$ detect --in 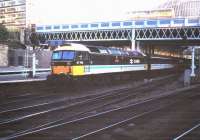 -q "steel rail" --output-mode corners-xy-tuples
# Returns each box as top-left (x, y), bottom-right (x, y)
(173, 123), (200, 140)
(3, 82), (199, 140)
(0, 75), (175, 139)
(0, 74), (174, 125)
